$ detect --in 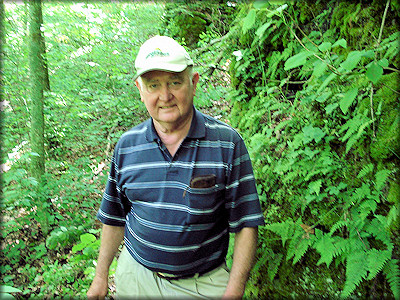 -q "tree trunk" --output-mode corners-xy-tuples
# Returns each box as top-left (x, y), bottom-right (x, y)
(37, 1), (50, 91)
(29, 0), (46, 181)
(29, 0), (52, 235)
(0, 1), (4, 104)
